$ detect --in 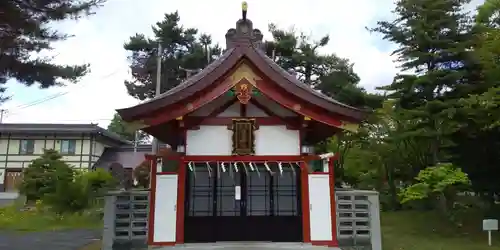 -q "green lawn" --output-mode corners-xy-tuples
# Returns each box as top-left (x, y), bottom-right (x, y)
(0, 205), (102, 232)
(381, 211), (499, 250)
(2, 203), (499, 250)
